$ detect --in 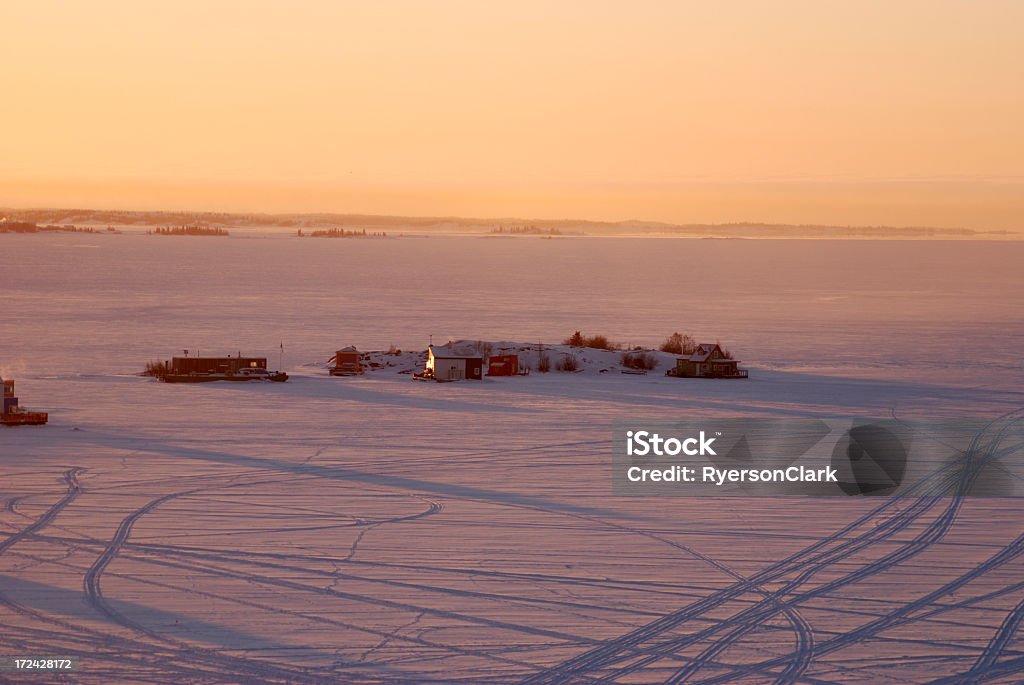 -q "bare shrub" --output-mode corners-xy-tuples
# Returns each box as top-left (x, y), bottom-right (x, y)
(564, 331), (585, 347)
(563, 331), (614, 350)
(621, 351), (657, 370)
(537, 352), (551, 373)
(143, 360), (168, 378)
(556, 354), (579, 372)
(660, 332), (697, 355)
